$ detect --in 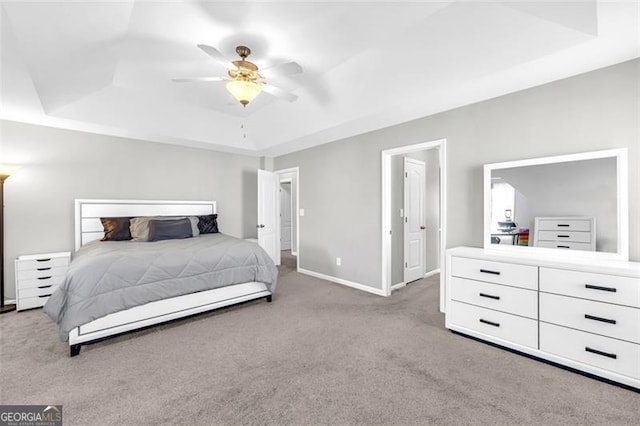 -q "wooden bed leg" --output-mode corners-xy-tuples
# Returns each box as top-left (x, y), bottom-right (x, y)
(70, 344), (81, 357)
(266, 295), (272, 303)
